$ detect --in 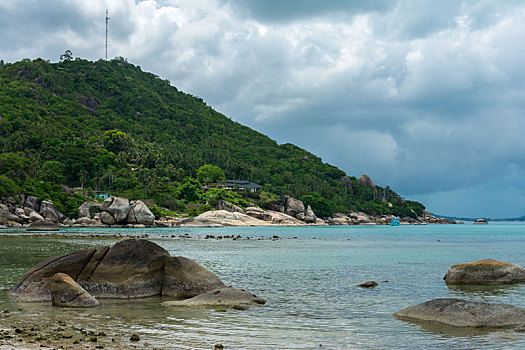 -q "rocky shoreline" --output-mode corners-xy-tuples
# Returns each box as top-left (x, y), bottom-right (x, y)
(1, 194), (456, 230)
